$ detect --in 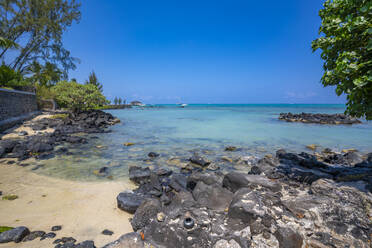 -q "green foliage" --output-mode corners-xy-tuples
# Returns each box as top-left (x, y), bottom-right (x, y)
(0, 64), (31, 88)
(36, 84), (56, 100)
(0, 0), (81, 77)
(118, 97), (122, 105)
(53, 81), (109, 112)
(85, 71), (103, 92)
(0, 226), (13, 233)
(0, 36), (18, 49)
(26, 61), (62, 87)
(312, 0), (372, 120)
(114, 96), (118, 105)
